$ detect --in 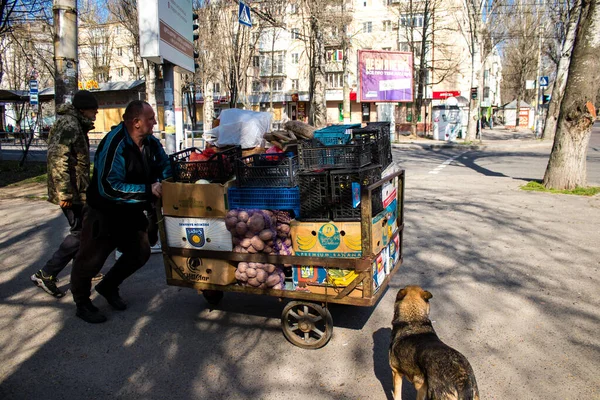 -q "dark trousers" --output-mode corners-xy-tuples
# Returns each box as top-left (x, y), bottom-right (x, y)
(41, 204), (84, 277)
(70, 206), (151, 305)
